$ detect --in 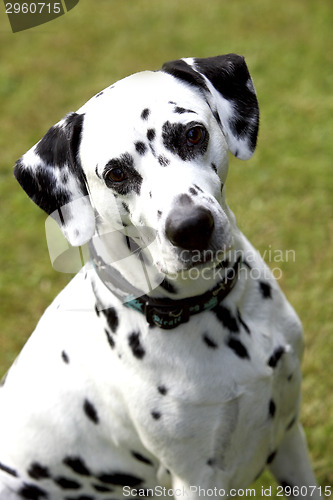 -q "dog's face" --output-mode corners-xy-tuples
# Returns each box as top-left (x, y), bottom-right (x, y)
(14, 54), (259, 276)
